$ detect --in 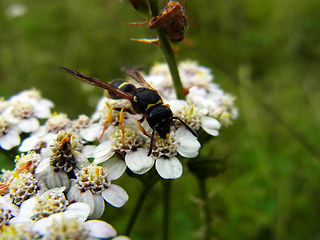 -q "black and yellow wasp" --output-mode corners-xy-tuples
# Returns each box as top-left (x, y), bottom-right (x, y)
(60, 67), (197, 156)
